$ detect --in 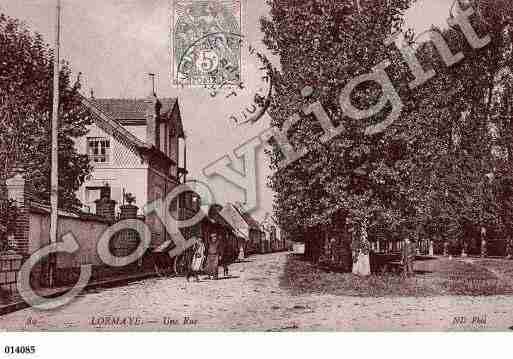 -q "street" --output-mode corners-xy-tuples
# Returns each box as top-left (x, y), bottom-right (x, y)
(2, 252), (513, 331)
